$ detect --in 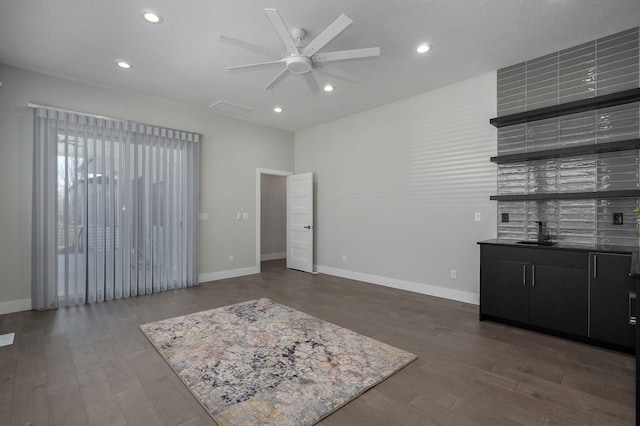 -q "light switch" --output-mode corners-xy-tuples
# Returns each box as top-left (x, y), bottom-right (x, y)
(198, 213), (208, 221)
(475, 212), (481, 222)
(237, 212), (242, 220)
(242, 212), (249, 220)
